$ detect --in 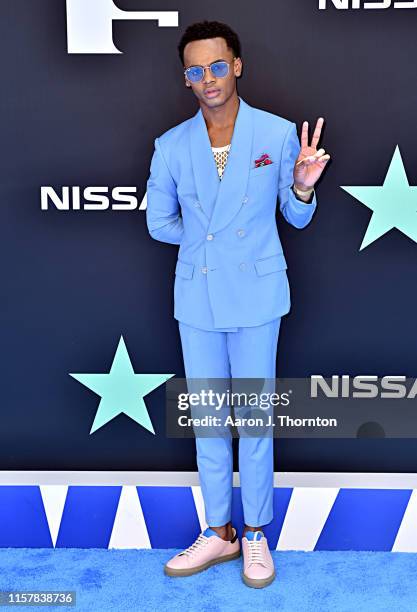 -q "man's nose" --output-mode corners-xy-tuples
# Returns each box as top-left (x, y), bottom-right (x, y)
(202, 66), (215, 84)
